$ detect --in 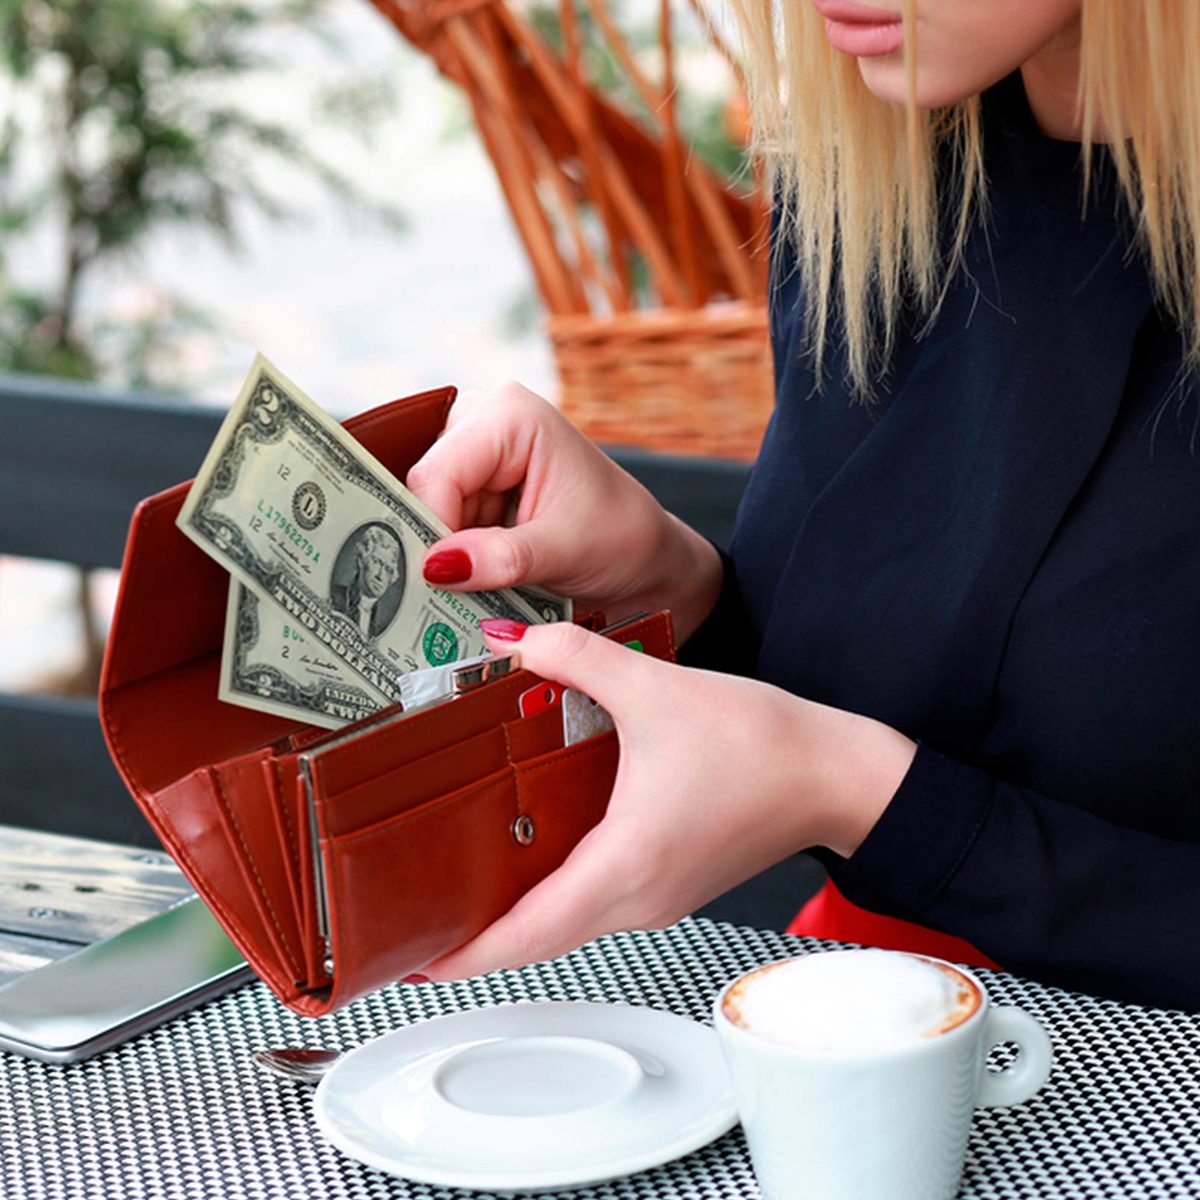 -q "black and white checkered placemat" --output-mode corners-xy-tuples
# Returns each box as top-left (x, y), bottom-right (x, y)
(2, 918), (1198, 1200)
